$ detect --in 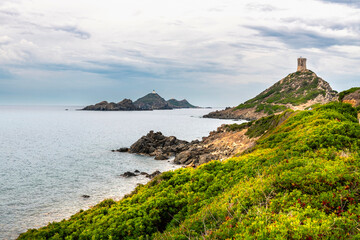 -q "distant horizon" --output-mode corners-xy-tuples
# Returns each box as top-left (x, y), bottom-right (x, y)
(0, 0), (359, 106)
